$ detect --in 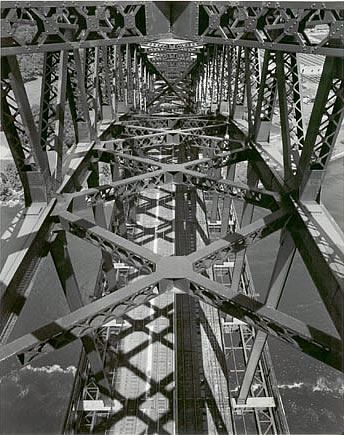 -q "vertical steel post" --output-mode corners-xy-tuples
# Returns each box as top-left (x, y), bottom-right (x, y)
(237, 231), (295, 404)
(253, 50), (277, 142)
(50, 231), (112, 398)
(230, 164), (258, 293)
(298, 57), (344, 200)
(6, 55), (52, 200)
(54, 50), (68, 185)
(276, 52), (304, 182)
